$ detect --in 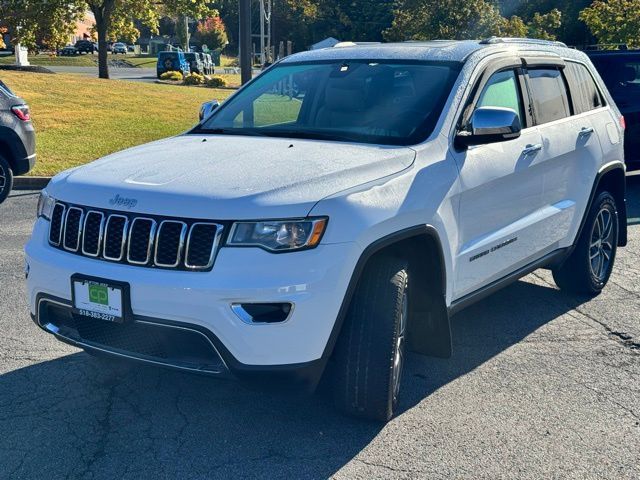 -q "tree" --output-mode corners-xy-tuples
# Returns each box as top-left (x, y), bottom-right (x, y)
(194, 17), (228, 51)
(85, 0), (214, 79)
(0, 0), (84, 51)
(385, 0), (561, 42)
(580, 0), (640, 47)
